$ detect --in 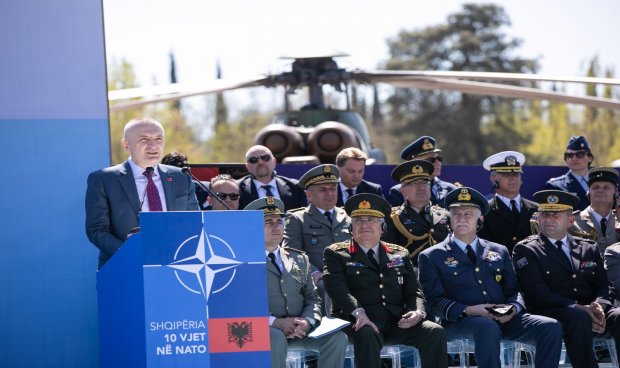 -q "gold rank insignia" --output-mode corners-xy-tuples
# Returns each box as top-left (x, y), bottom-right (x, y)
(266, 196), (275, 205)
(324, 165), (331, 173)
(506, 156), (517, 166)
(411, 165), (423, 174)
(457, 188), (471, 201)
(444, 257), (458, 267)
(422, 138), (433, 150)
(359, 200), (371, 209)
(495, 274), (502, 282)
(547, 195), (559, 204)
